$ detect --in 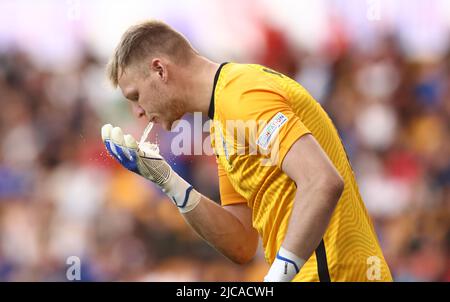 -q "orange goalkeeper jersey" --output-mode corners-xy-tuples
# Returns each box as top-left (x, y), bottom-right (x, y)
(208, 63), (392, 282)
